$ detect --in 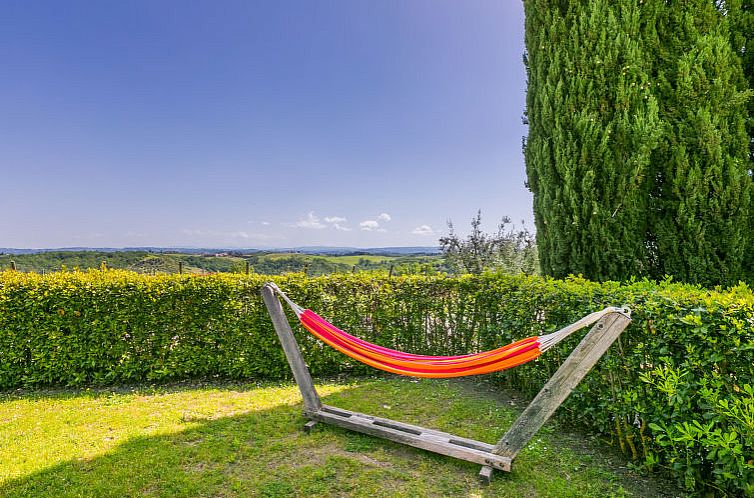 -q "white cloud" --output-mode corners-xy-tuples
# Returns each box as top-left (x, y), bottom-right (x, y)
(293, 212), (354, 231)
(293, 211), (326, 229)
(229, 231), (250, 239)
(324, 215), (351, 231)
(261, 221), (270, 226)
(360, 220), (380, 231)
(358, 213), (391, 231)
(411, 225), (434, 236)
